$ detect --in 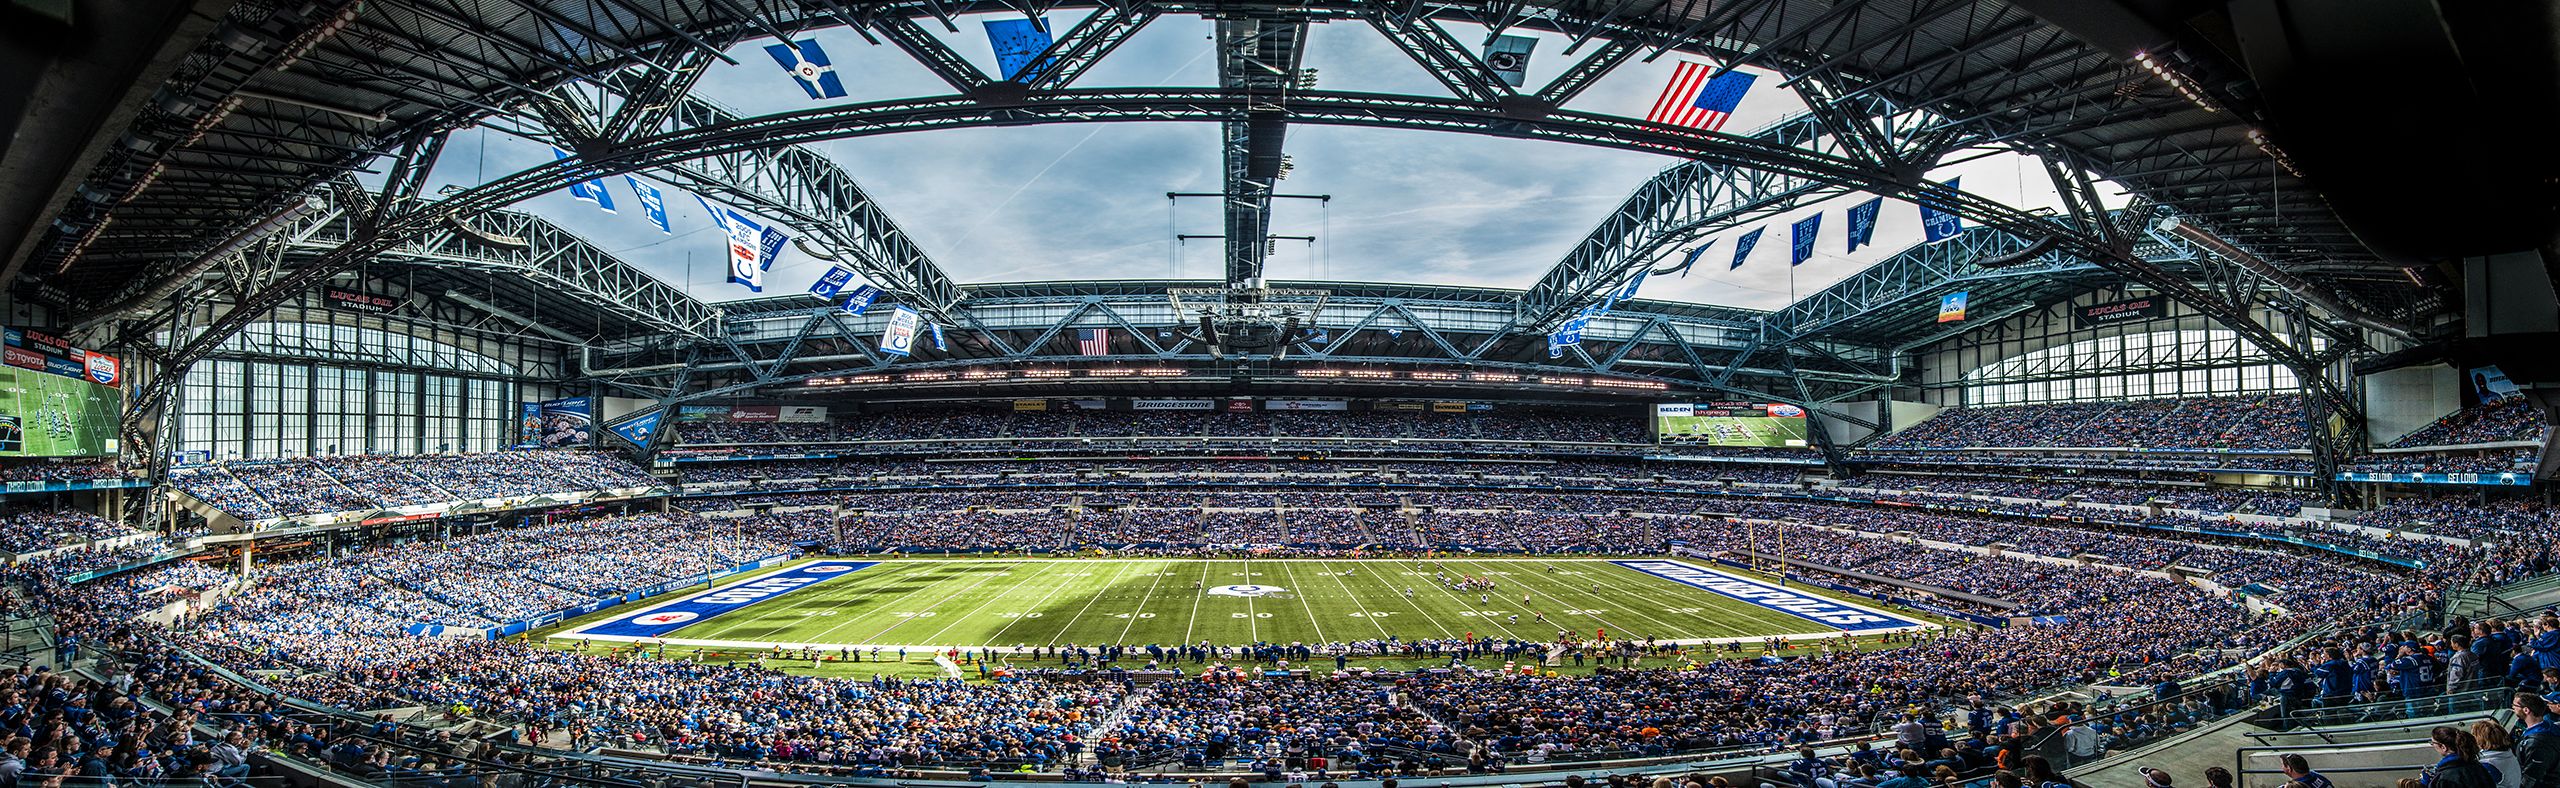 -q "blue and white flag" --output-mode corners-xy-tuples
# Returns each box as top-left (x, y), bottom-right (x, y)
(696, 193), (732, 232)
(1790, 213), (1821, 266)
(722, 211), (764, 292)
(1845, 196), (1883, 252)
(1618, 268), (1649, 302)
(983, 17), (1055, 81)
(764, 39), (848, 99)
(809, 266), (855, 300)
(1387, 327), (1404, 339)
(551, 148), (615, 213)
(880, 306), (921, 357)
(1730, 226), (1763, 270)
(755, 225), (789, 271)
(929, 321), (947, 352)
(1309, 328), (1330, 344)
(1919, 177), (1962, 244)
(841, 284), (883, 315)
(624, 176), (669, 233)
